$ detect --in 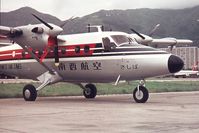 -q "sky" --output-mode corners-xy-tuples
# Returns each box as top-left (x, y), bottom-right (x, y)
(1, 0), (199, 20)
